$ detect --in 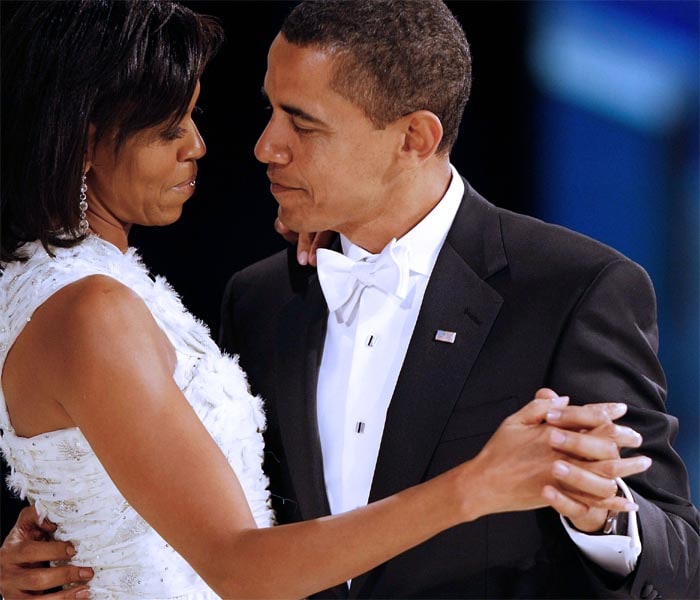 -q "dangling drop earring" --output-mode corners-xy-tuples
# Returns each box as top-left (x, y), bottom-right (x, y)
(78, 173), (89, 235)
